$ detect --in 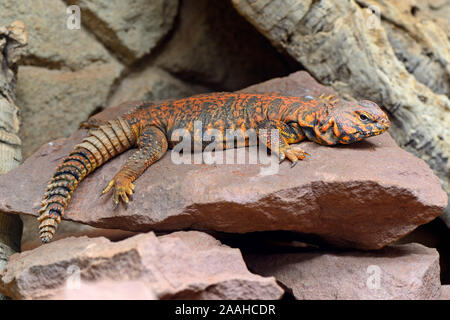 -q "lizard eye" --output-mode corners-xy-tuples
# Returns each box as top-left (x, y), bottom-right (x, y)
(359, 114), (369, 122)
